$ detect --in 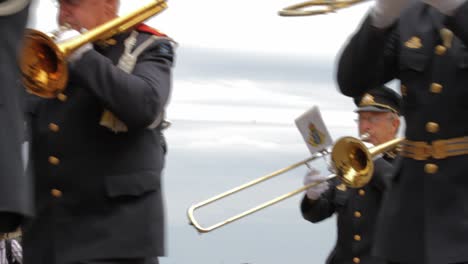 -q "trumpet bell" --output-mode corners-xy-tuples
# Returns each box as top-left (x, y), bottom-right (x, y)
(21, 29), (68, 98)
(331, 136), (373, 188)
